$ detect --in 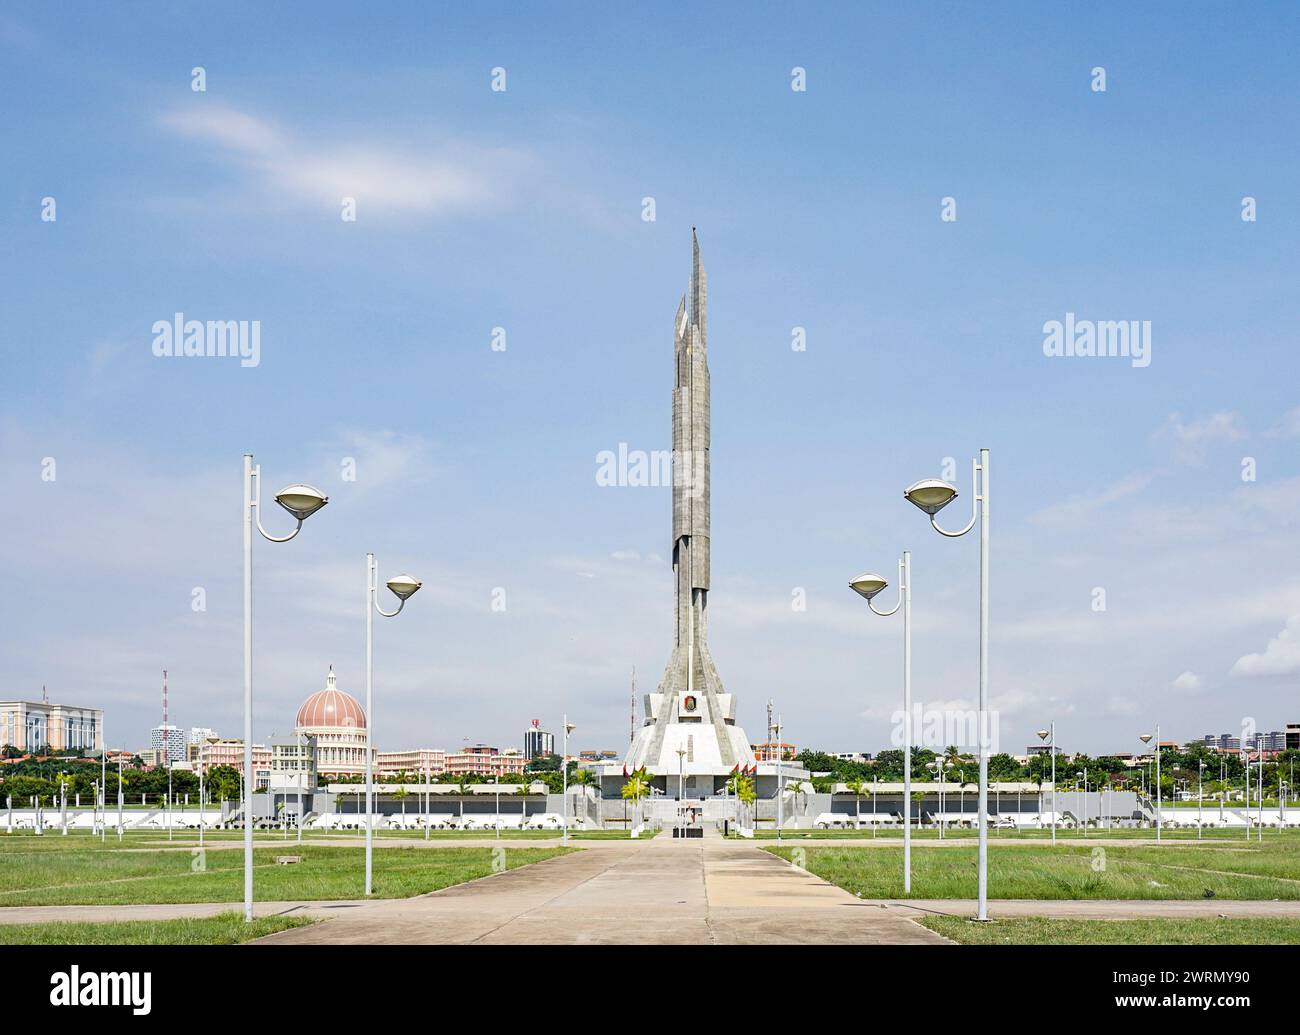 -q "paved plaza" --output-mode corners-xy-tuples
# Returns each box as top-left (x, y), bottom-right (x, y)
(254, 832), (949, 944)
